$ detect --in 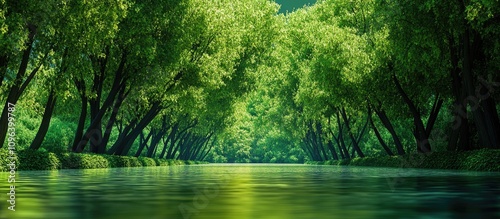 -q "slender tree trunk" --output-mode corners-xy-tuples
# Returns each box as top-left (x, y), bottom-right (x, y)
(72, 79), (88, 152)
(0, 24), (37, 148)
(166, 119), (197, 159)
(340, 107), (365, 158)
(106, 118), (136, 154)
(200, 138), (216, 161)
(148, 116), (169, 158)
(374, 107), (405, 155)
(134, 130), (152, 157)
(425, 95), (443, 136)
(113, 102), (162, 156)
(0, 55), (8, 89)
(369, 110), (394, 156)
(147, 129), (164, 158)
(28, 48), (66, 151)
(354, 112), (370, 147)
(327, 140), (339, 160)
(302, 140), (316, 161)
(315, 121), (329, 160)
(326, 118), (339, 160)
(305, 127), (322, 161)
(88, 95), (102, 153)
(100, 84), (129, 153)
(29, 90), (57, 150)
(161, 123), (178, 159)
(335, 112), (350, 159)
(331, 133), (345, 159)
(167, 131), (184, 159)
(75, 52), (127, 152)
(192, 132), (213, 160)
(176, 132), (192, 160)
(392, 74), (430, 153)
